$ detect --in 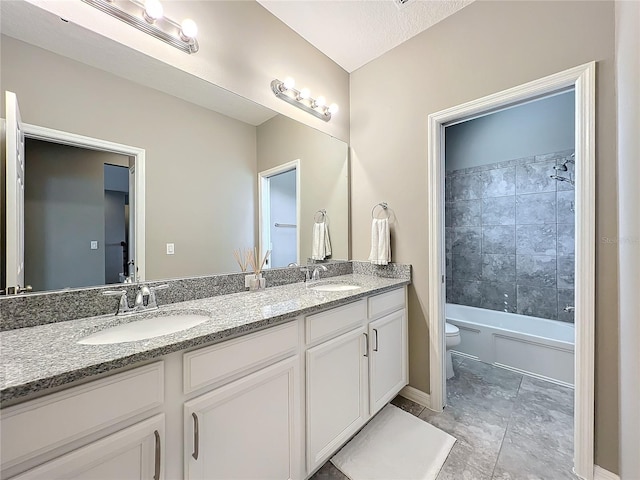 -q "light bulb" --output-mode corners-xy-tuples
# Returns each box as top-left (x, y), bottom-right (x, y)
(328, 103), (339, 115)
(299, 88), (310, 100)
(180, 19), (198, 39)
(283, 77), (295, 90)
(143, 0), (163, 22)
(315, 96), (326, 108)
